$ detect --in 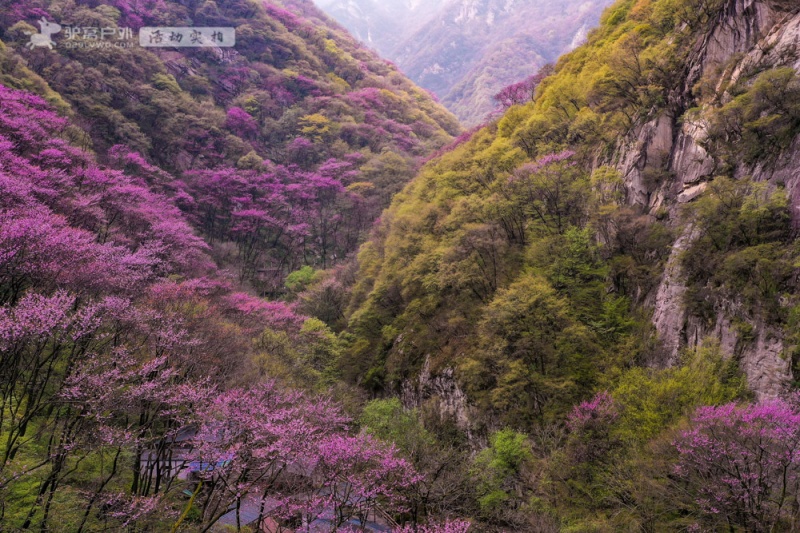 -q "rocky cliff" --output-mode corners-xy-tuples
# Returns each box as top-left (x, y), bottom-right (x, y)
(621, 0), (800, 398)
